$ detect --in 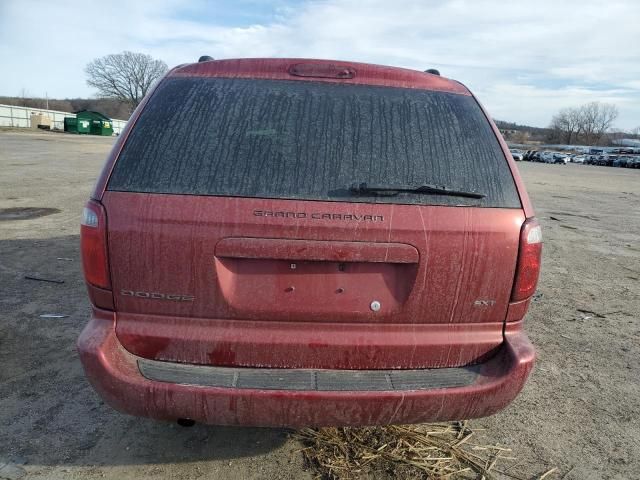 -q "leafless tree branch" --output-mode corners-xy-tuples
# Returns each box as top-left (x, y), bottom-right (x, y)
(85, 51), (168, 111)
(548, 102), (619, 145)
